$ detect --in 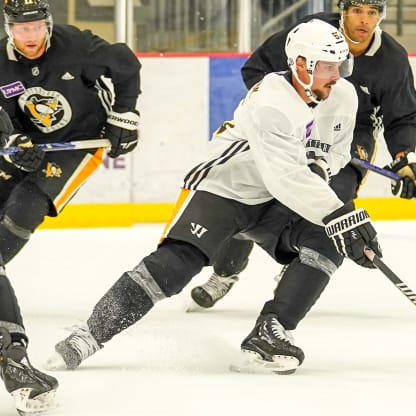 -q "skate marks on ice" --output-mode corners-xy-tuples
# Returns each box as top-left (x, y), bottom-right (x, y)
(0, 222), (414, 415)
